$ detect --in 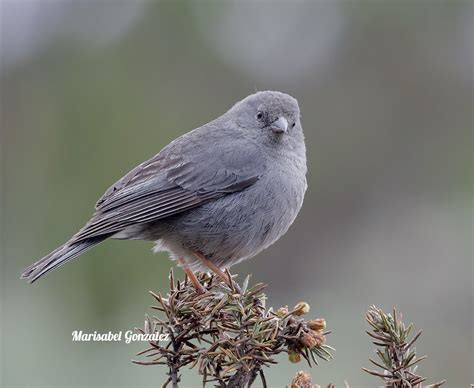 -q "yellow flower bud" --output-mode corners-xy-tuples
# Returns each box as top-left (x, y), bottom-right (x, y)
(276, 306), (289, 317)
(307, 318), (326, 332)
(288, 350), (301, 363)
(293, 301), (310, 316)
